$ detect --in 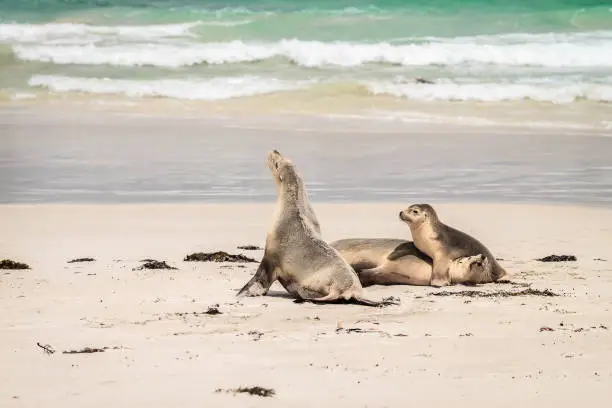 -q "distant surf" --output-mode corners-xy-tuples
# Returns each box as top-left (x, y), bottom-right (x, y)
(1, 0), (611, 127)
